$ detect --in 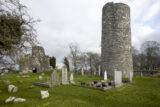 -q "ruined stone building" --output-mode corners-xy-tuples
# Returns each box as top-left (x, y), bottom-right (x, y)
(20, 46), (52, 73)
(101, 2), (133, 77)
